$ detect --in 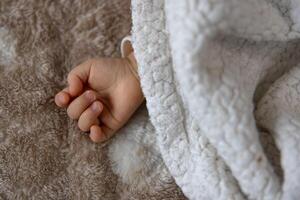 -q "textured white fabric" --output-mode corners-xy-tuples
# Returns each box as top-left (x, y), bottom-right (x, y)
(126, 0), (300, 199)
